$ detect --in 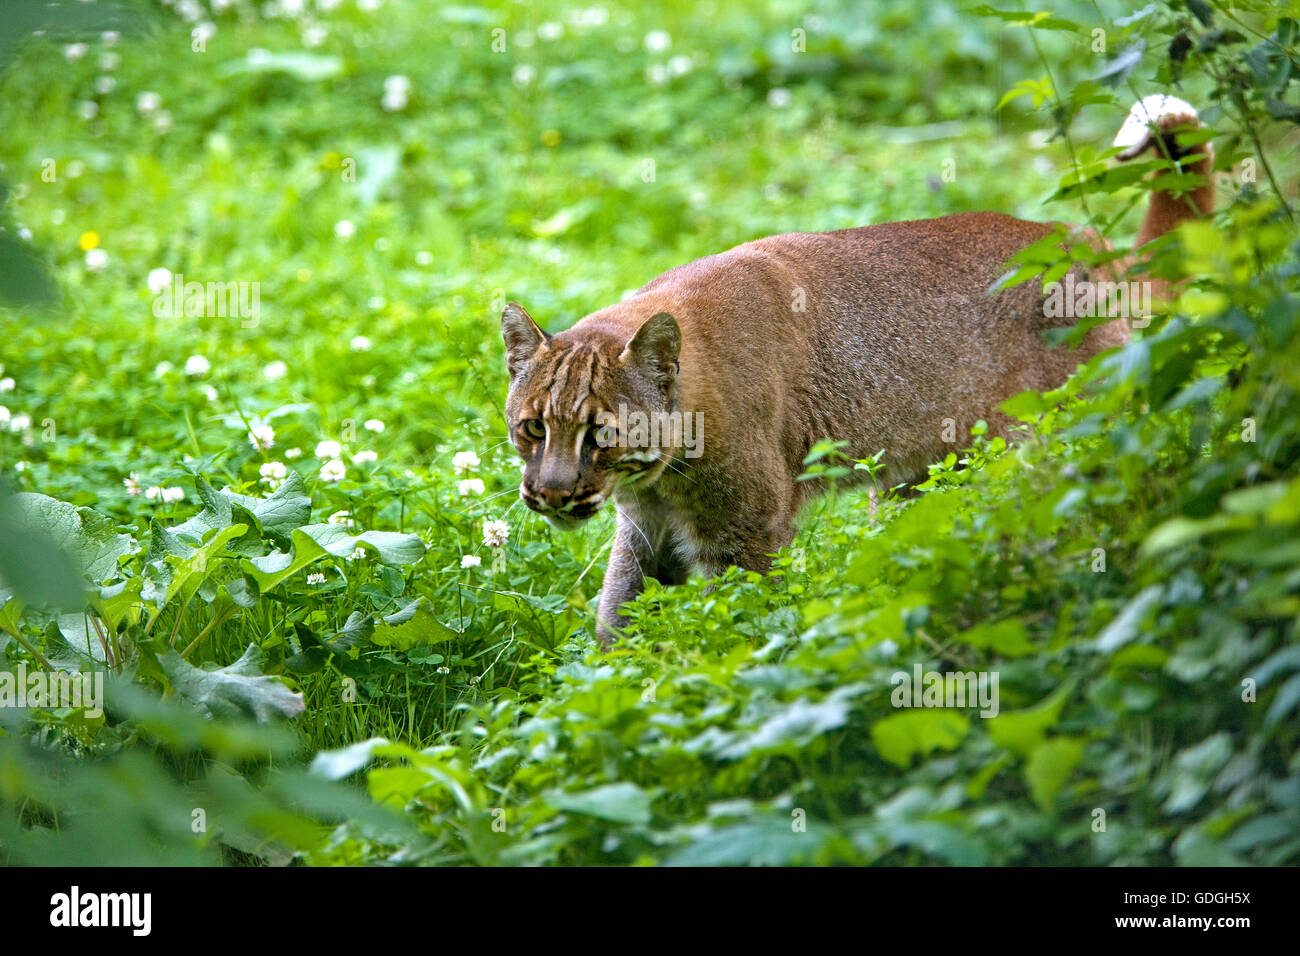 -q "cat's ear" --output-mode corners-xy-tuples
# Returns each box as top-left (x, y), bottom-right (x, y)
(501, 302), (549, 378)
(620, 312), (680, 387)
